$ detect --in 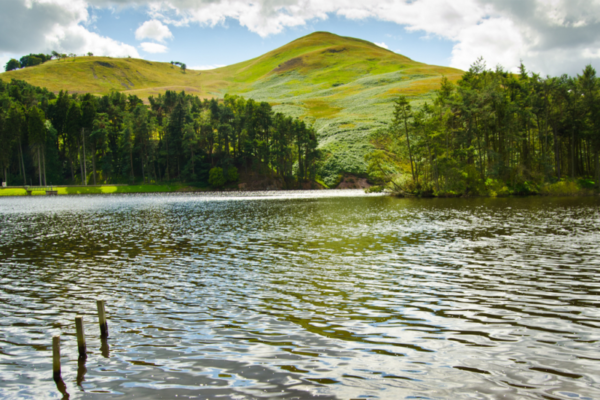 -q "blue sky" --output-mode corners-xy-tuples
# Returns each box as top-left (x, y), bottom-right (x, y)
(90, 8), (455, 70)
(1, 1), (598, 76)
